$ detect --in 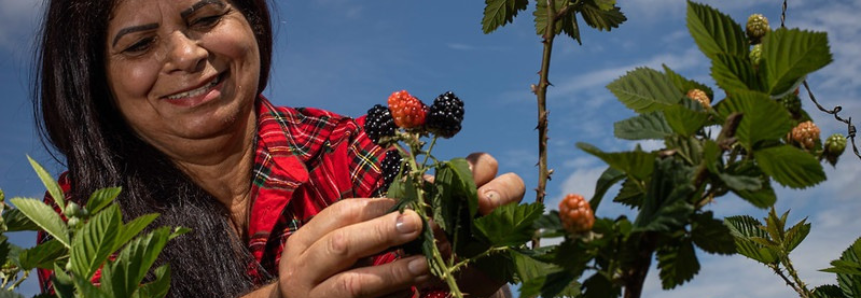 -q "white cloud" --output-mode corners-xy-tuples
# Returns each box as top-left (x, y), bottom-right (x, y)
(0, 0), (42, 52)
